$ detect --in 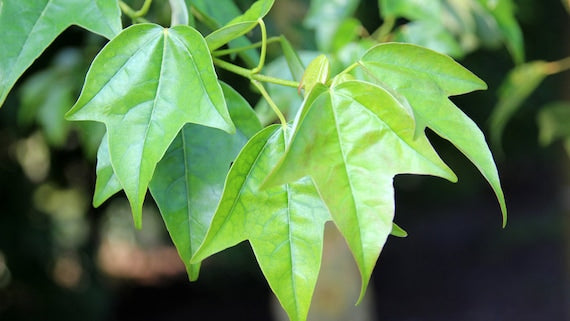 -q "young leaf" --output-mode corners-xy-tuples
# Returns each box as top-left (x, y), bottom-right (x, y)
(0, 0), (122, 106)
(205, 0), (275, 51)
(358, 43), (507, 226)
(192, 125), (331, 321)
(149, 83), (261, 280)
(299, 55), (330, 95)
(189, 0), (260, 66)
(66, 24), (235, 228)
(265, 81), (457, 303)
